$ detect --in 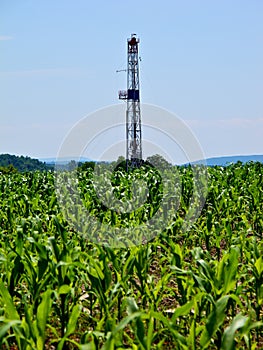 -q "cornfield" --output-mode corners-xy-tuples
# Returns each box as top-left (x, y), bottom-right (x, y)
(0, 162), (262, 349)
